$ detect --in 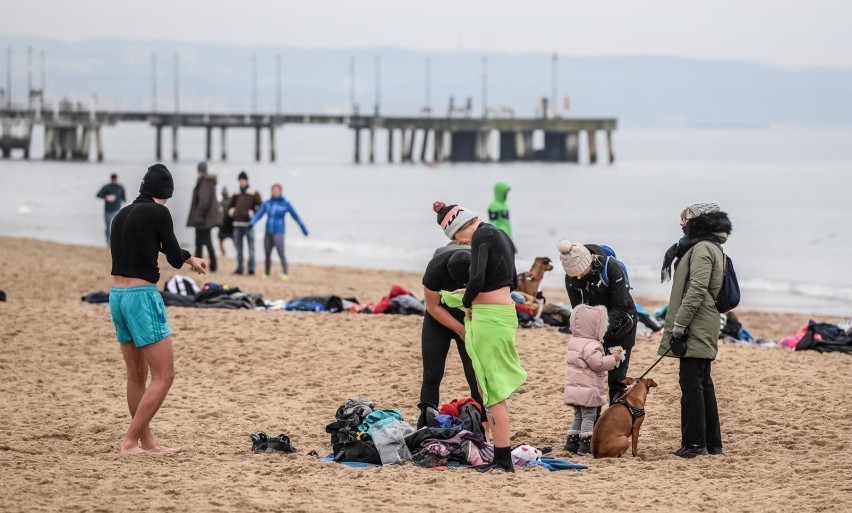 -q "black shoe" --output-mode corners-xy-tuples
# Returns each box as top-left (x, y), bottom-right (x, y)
(247, 270), (255, 276)
(233, 270), (244, 275)
(267, 434), (296, 453)
(475, 462), (514, 473)
(250, 432), (268, 453)
(672, 446), (709, 458)
(708, 446), (724, 455)
(577, 436), (591, 456)
(564, 434), (580, 454)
